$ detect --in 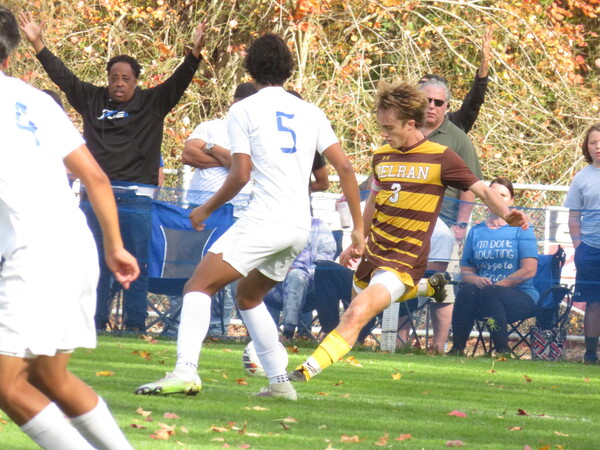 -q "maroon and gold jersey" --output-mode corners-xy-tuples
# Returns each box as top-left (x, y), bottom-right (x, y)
(354, 138), (479, 289)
